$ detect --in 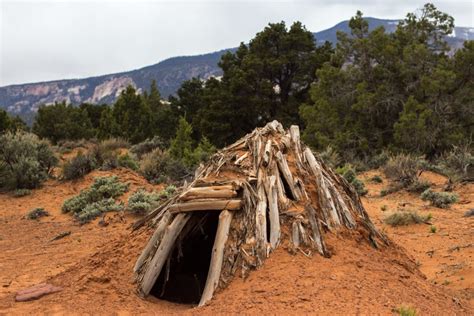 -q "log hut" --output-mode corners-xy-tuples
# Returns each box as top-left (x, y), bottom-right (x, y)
(133, 120), (388, 306)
